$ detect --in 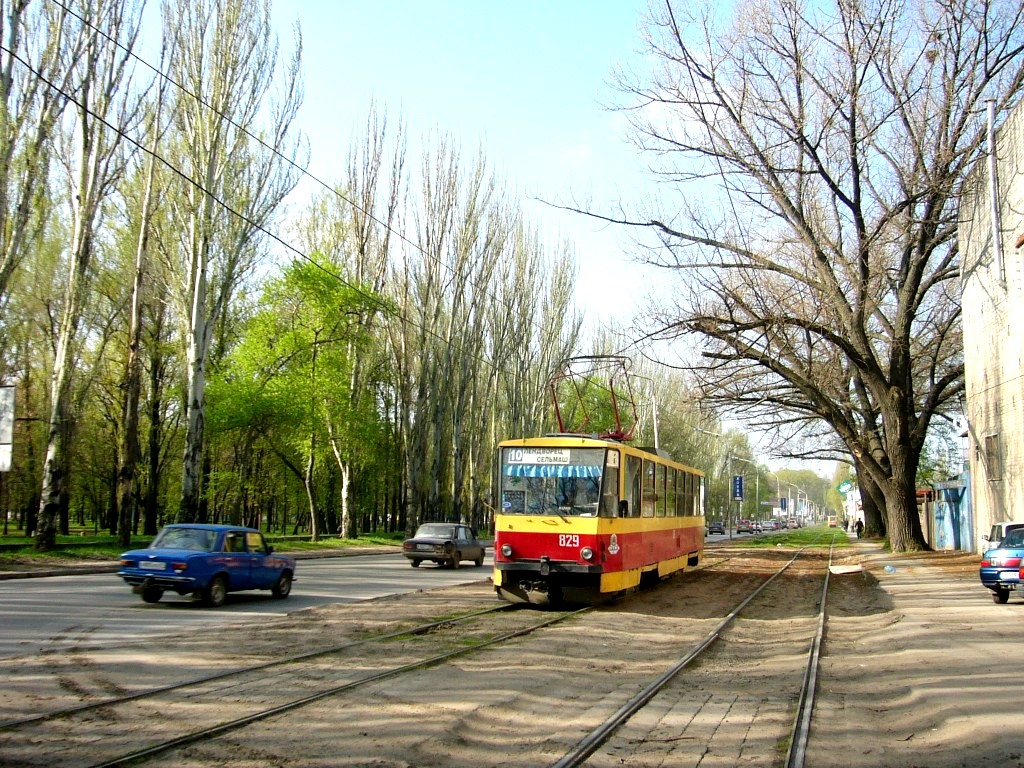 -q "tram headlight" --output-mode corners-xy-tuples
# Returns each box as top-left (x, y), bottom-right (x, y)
(580, 546), (594, 561)
(500, 543), (513, 557)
